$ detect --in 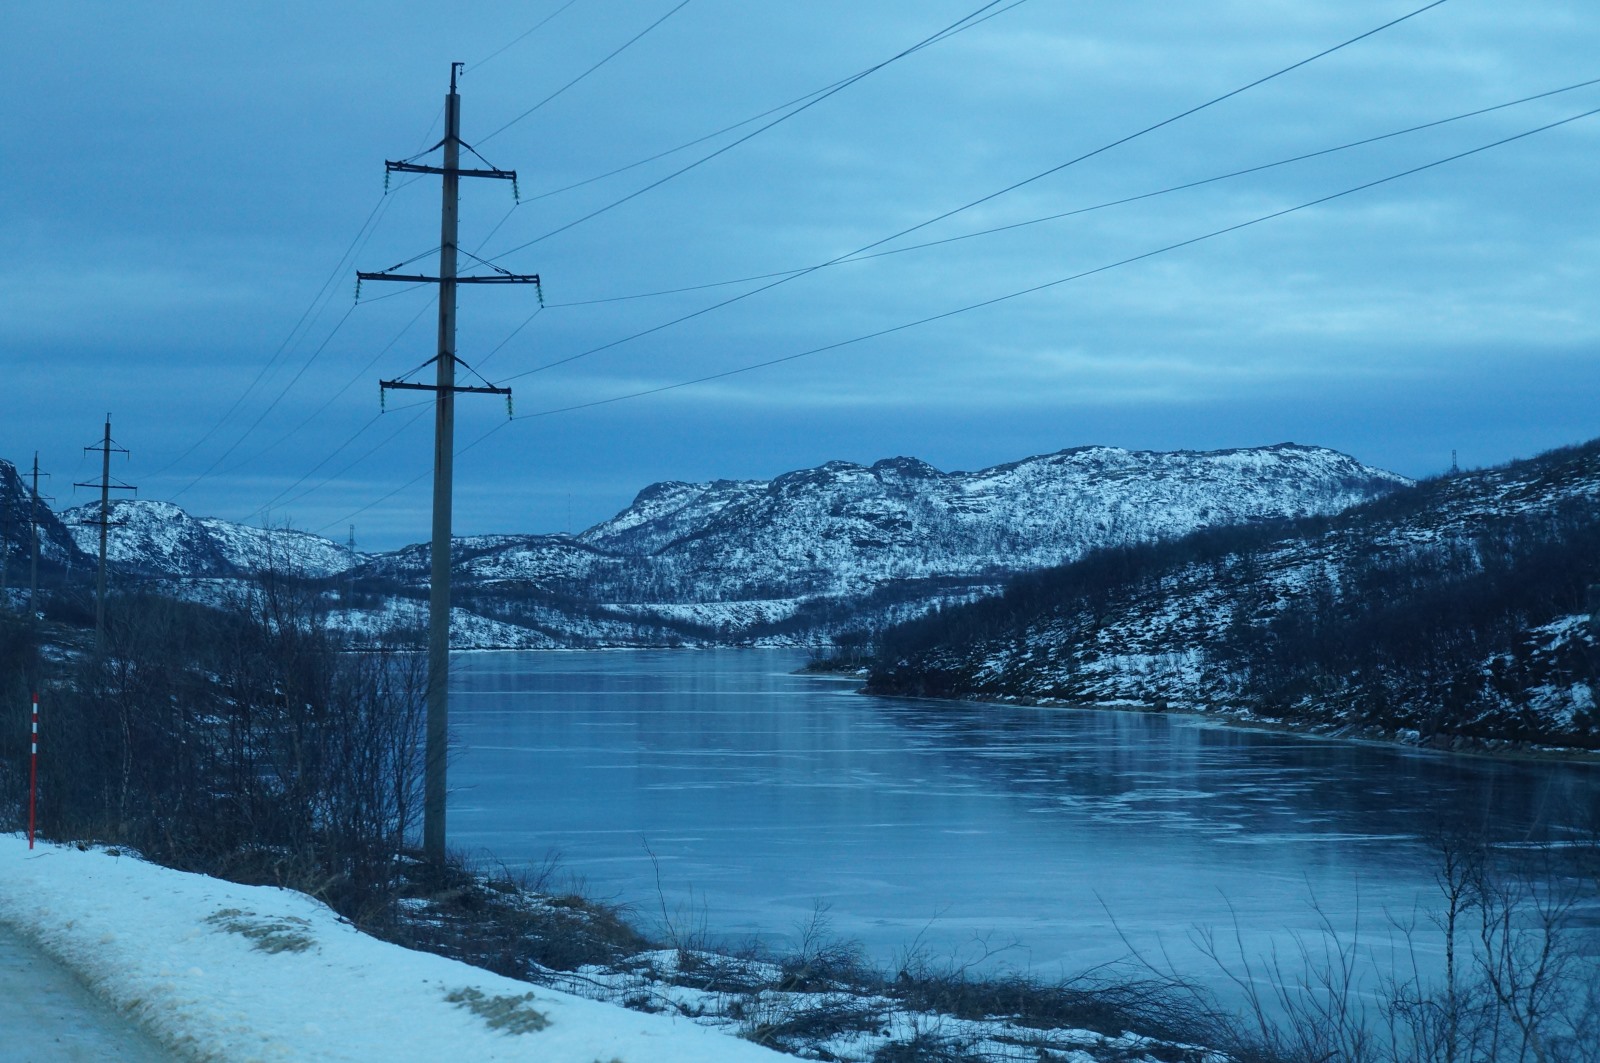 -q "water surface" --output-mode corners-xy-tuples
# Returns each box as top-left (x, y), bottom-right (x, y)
(449, 649), (1599, 981)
